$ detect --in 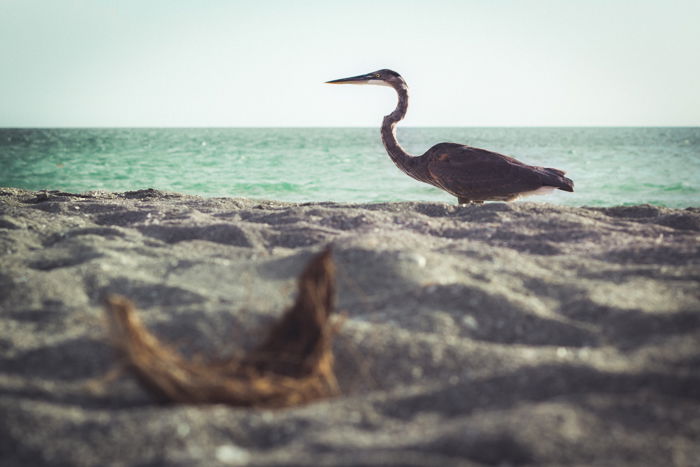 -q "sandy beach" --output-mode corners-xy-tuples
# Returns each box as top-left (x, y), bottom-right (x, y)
(1, 187), (699, 466)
